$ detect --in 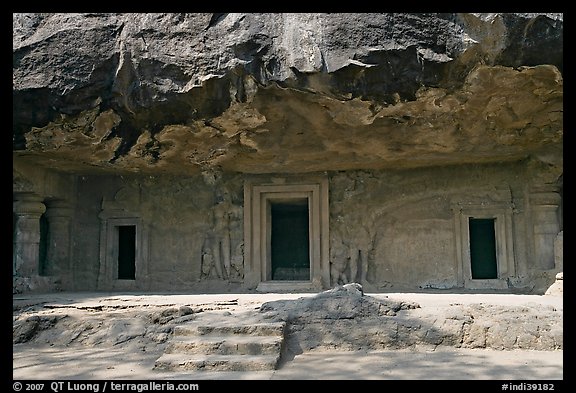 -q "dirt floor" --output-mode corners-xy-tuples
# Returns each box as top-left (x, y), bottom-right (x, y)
(13, 290), (563, 381)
